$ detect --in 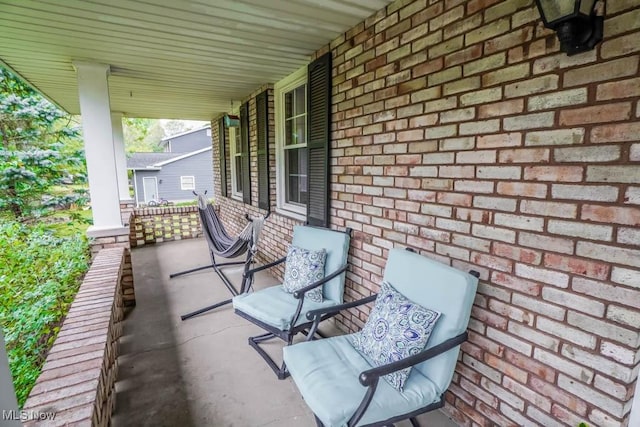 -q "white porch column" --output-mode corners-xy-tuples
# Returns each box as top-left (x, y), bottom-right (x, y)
(630, 379), (640, 427)
(74, 62), (124, 235)
(0, 330), (20, 426)
(111, 112), (130, 200)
